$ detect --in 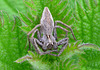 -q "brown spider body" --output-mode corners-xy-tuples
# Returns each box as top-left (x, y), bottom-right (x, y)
(40, 7), (57, 51)
(27, 7), (76, 56)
